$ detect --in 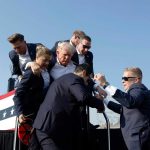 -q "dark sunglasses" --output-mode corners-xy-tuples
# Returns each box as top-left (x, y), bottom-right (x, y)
(82, 44), (91, 49)
(122, 77), (137, 81)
